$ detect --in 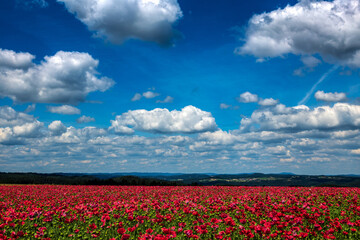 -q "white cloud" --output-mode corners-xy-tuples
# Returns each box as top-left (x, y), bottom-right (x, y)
(241, 103), (360, 132)
(0, 106), (43, 144)
(13, 122), (43, 137)
(237, 0), (360, 67)
(0, 106), (38, 127)
(258, 98), (278, 106)
(53, 126), (107, 144)
(157, 96), (174, 103)
(77, 115), (95, 123)
(0, 48), (35, 69)
(131, 93), (142, 102)
(58, 0), (183, 46)
(242, 130), (292, 143)
(331, 130), (359, 139)
(315, 90), (347, 102)
(280, 157), (294, 163)
(299, 65), (339, 105)
(110, 105), (217, 134)
(1, 109), (360, 174)
(132, 91), (161, 101)
(142, 91), (160, 99)
(0, 128), (15, 144)
(351, 148), (360, 155)
(0, 49), (114, 104)
(48, 121), (67, 136)
(237, 92), (258, 103)
(198, 130), (239, 145)
(48, 105), (81, 115)
(2, 104), (360, 174)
